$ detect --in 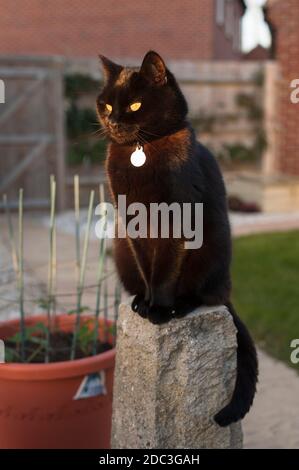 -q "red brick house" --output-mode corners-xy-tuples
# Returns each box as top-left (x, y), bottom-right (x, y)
(268, 0), (299, 176)
(0, 0), (245, 60)
(243, 45), (271, 61)
(227, 0), (299, 212)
